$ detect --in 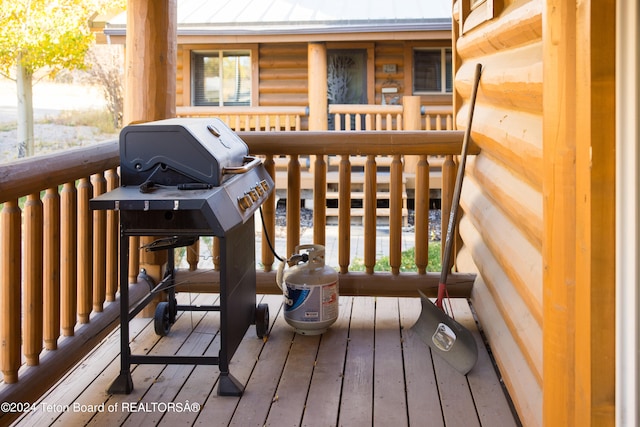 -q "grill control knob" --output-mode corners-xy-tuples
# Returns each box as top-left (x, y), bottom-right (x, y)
(260, 180), (270, 192)
(248, 189), (259, 202)
(254, 182), (264, 196)
(237, 194), (253, 211)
